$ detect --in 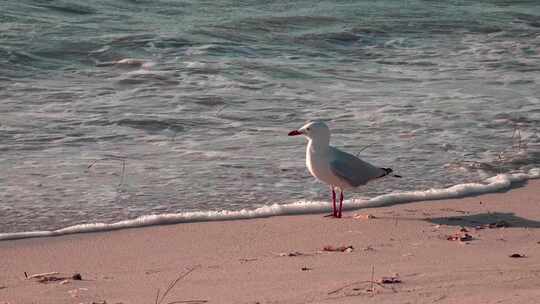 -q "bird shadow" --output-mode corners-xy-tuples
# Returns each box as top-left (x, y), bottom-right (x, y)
(426, 212), (540, 229)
